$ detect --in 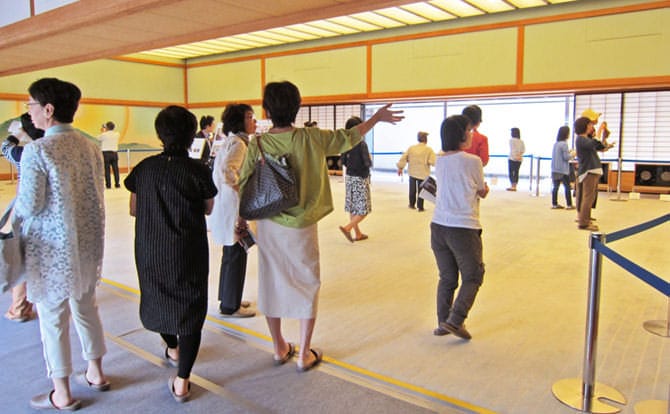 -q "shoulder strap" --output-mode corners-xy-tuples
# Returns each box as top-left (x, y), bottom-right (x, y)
(254, 135), (267, 165)
(0, 198), (16, 229)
